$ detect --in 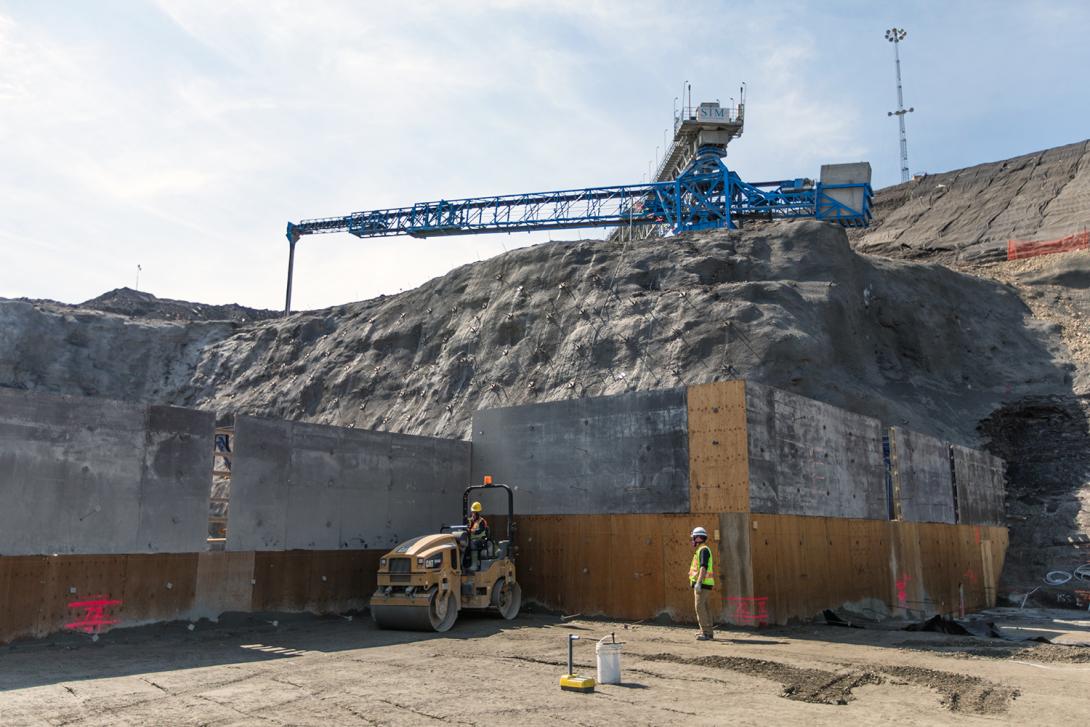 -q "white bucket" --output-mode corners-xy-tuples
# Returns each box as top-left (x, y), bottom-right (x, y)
(595, 635), (623, 685)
